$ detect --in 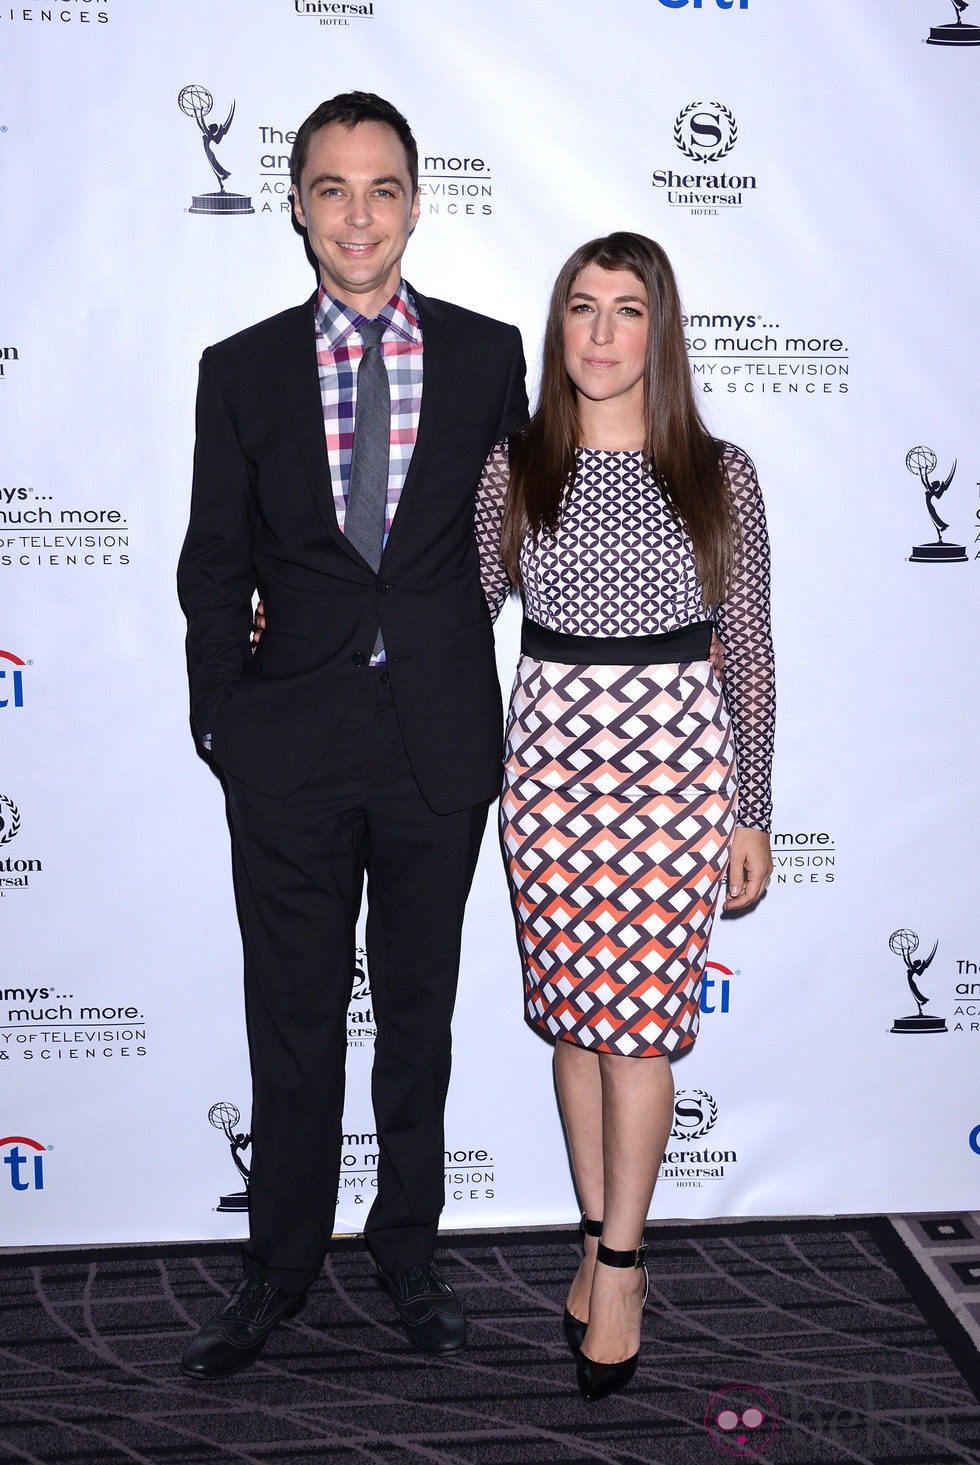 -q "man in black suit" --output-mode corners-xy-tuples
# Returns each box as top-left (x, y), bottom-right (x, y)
(177, 92), (526, 1379)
